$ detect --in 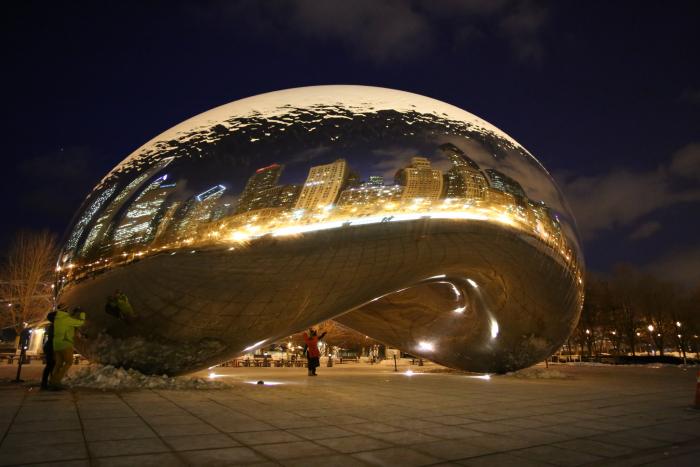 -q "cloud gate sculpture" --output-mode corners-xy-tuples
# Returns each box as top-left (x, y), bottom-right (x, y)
(57, 85), (584, 375)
